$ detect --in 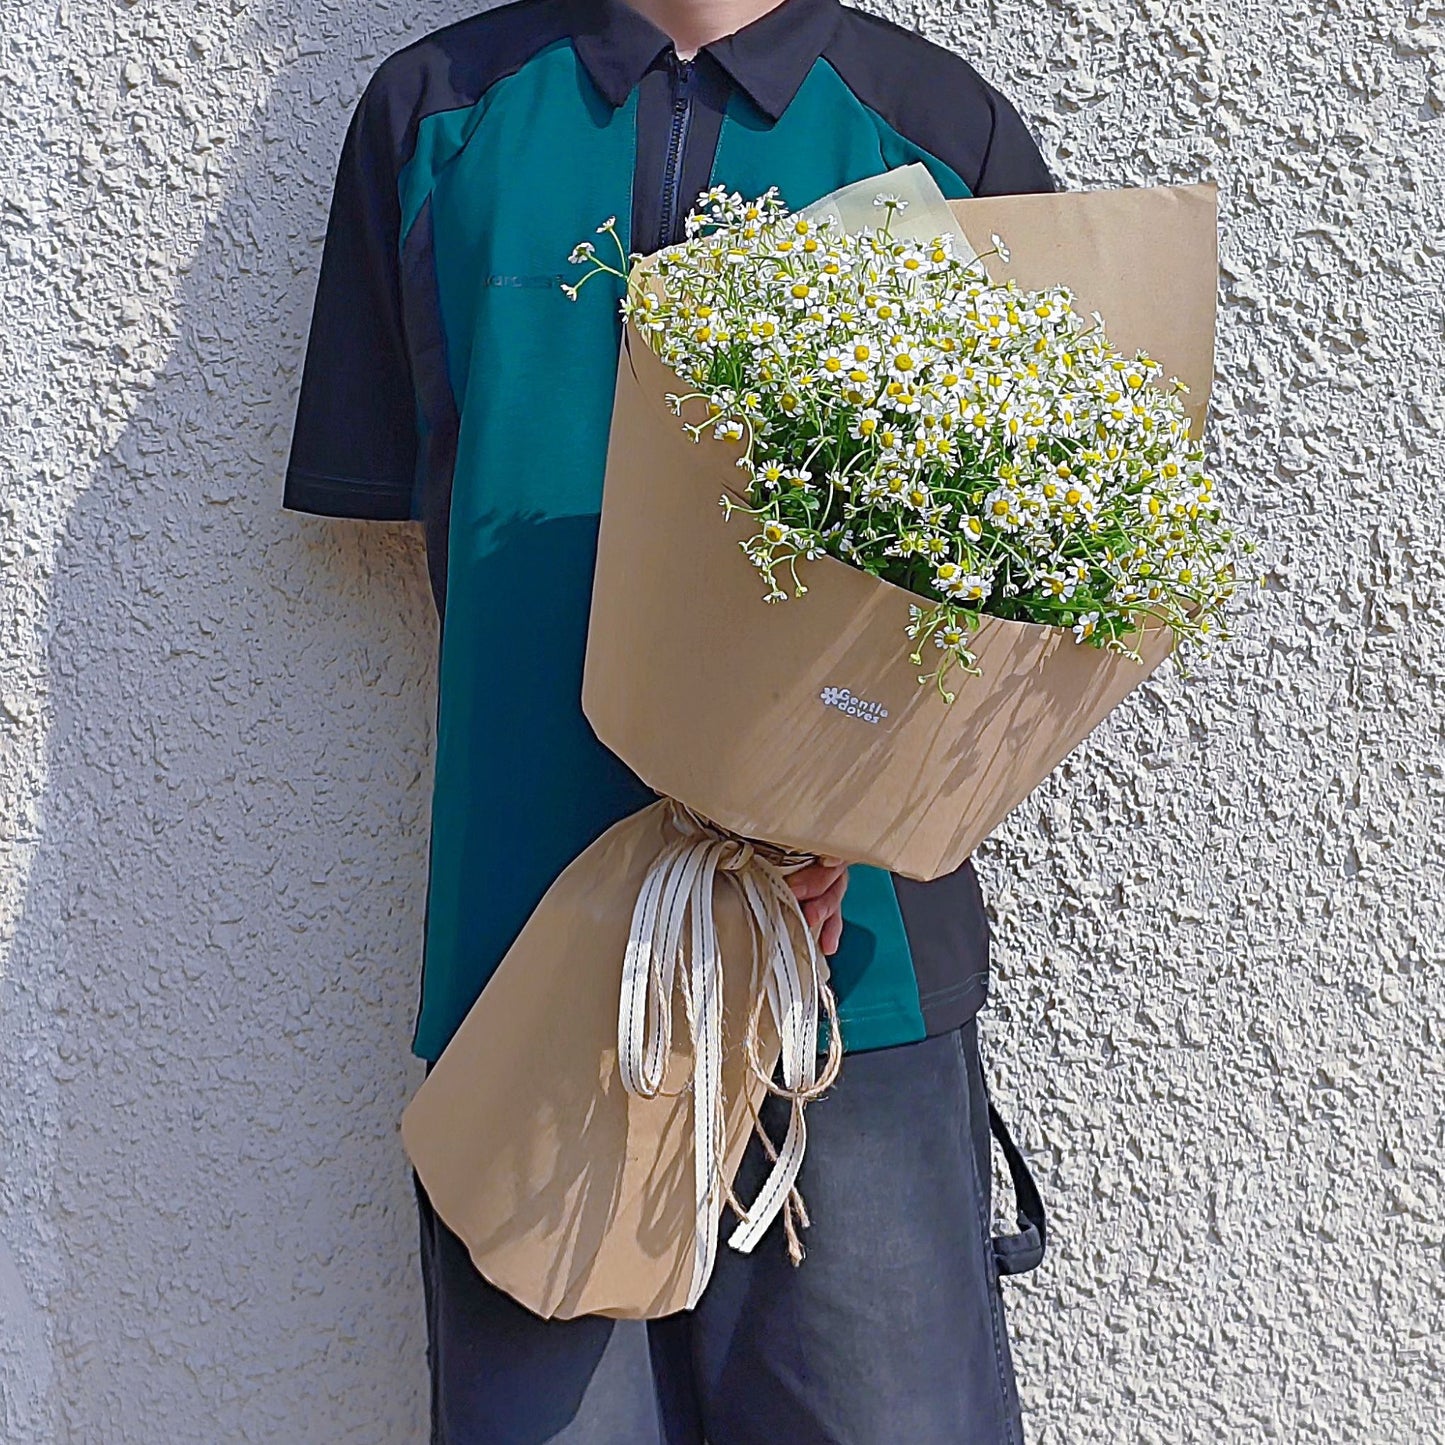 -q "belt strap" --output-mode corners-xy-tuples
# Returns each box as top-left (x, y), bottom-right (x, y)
(986, 1095), (1048, 1276)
